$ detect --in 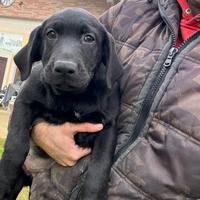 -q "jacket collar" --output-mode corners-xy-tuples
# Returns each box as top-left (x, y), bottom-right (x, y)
(158, 0), (181, 43)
